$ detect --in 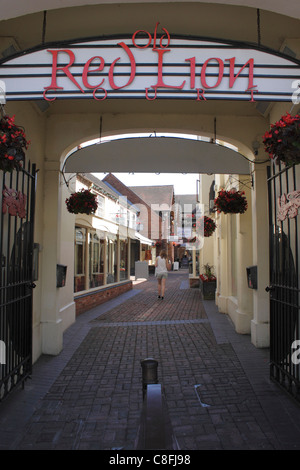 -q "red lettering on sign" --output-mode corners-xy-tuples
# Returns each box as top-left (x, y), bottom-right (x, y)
(145, 88), (157, 100)
(226, 57), (255, 89)
(201, 58), (224, 89)
(132, 30), (152, 49)
(43, 87), (61, 101)
(44, 50), (84, 100)
(152, 22), (170, 50)
(109, 42), (136, 90)
(42, 25), (259, 102)
(82, 56), (105, 89)
(196, 88), (207, 101)
(132, 22), (170, 50)
(151, 49), (186, 89)
(247, 85), (258, 102)
(93, 88), (107, 100)
(186, 57), (196, 89)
